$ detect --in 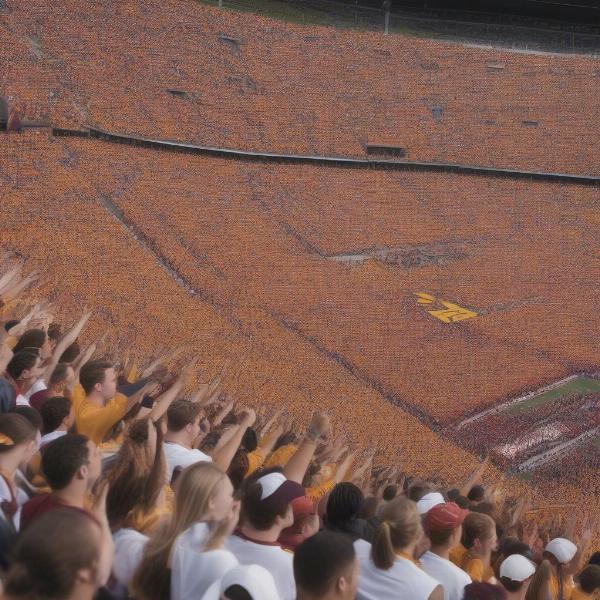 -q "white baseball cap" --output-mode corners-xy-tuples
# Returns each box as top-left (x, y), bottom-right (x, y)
(416, 492), (445, 515)
(545, 538), (577, 564)
(500, 554), (537, 582)
(201, 564), (280, 600)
